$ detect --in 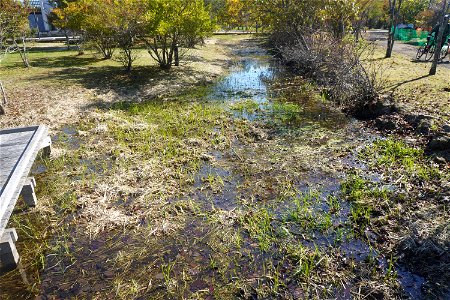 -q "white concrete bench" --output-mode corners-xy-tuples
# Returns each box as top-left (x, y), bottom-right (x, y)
(0, 125), (51, 272)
